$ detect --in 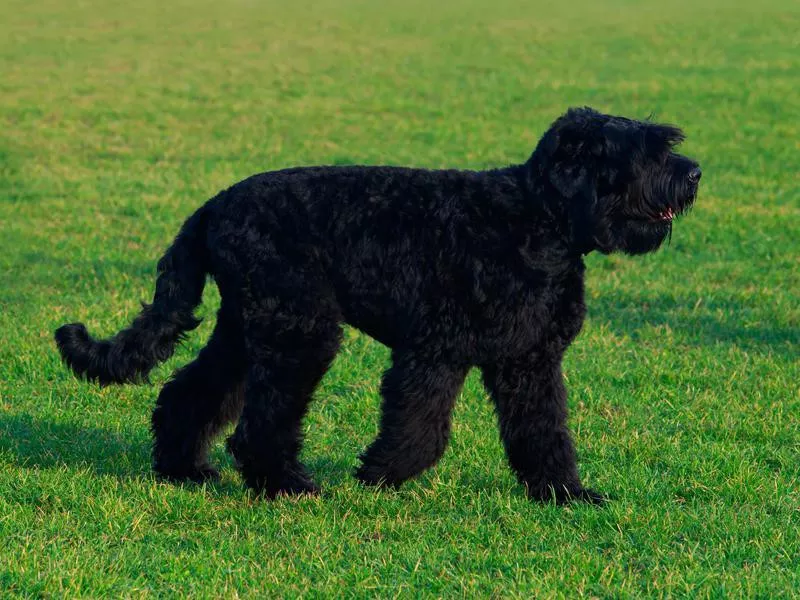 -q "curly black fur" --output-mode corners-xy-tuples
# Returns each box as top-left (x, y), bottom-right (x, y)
(55, 107), (700, 503)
